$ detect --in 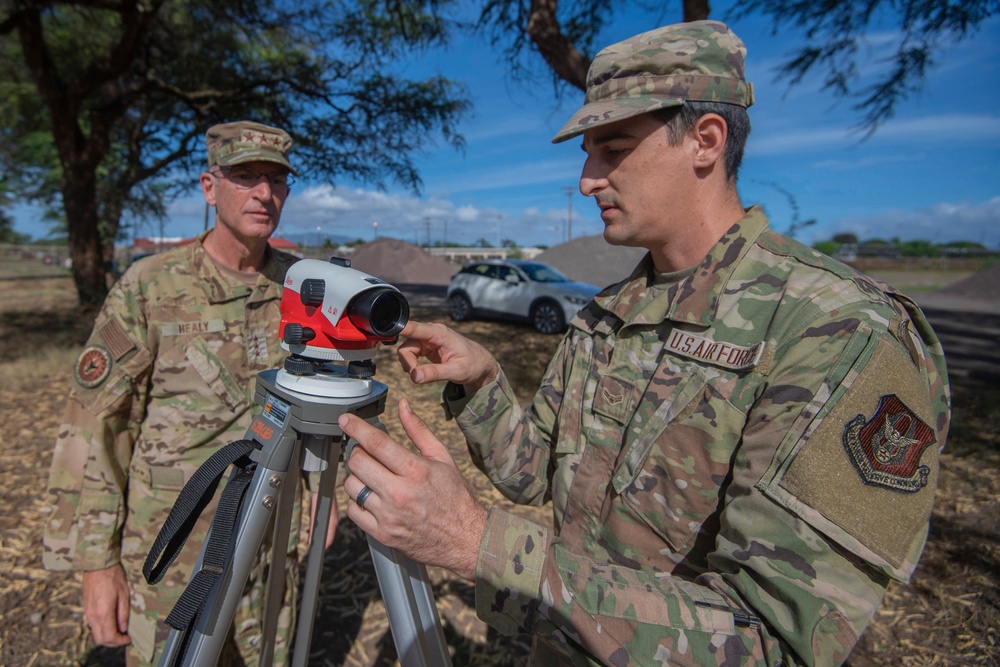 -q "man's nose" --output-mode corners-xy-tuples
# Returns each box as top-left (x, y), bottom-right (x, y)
(248, 177), (274, 197)
(579, 157), (607, 197)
